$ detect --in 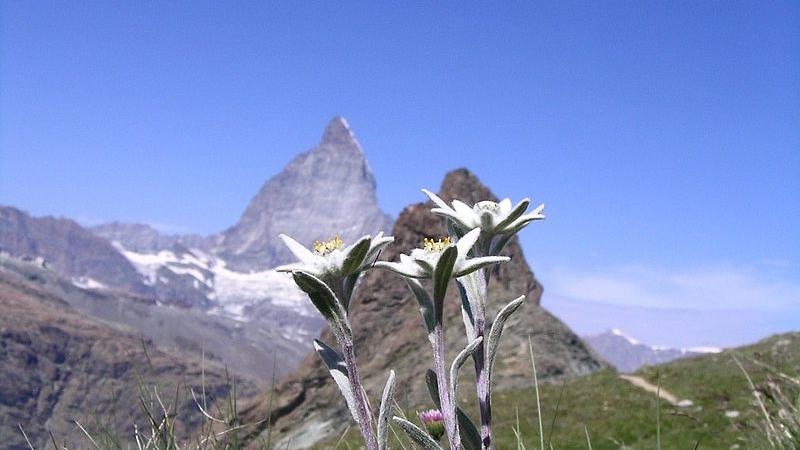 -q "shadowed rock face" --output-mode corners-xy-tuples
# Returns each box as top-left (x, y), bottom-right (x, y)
(239, 168), (604, 448)
(214, 117), (393, 271)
